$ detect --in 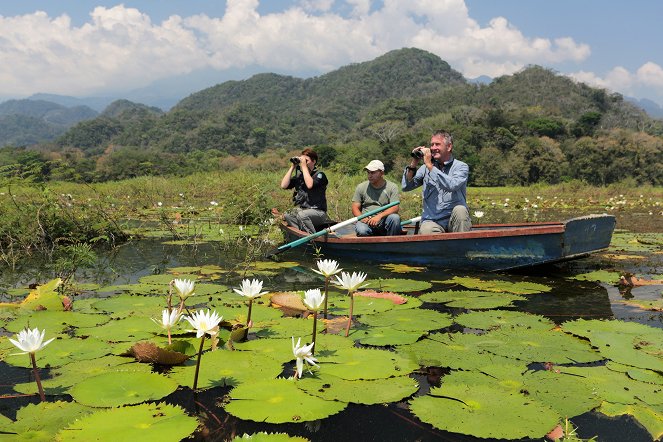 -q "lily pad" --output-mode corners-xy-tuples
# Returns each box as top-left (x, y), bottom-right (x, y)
(234, 334), (353, 363)
(5, 310), (110, 334)
(3, 336), (110, 368)
(410, 383), (560, 439)
(439, 276), (551, 294)
(69, 371), (179, 407)
(328, 294), (395, 316)
(351, 326), (425, 346)
(253, 316), (325, 339)
(297, 373), (418, 404)
(233, 433), (309, 441)
(358, 308), (453, 332)
(2, 401), (92, 442)
(568, 270), (621, 284)
(379, 263), (427, 273)
(522, 370), (603, 418)
(316, 347), (418, 380)
(168, 348), (284, 389)
(364, 278), (432, 292)
(91, 294), (165, 317)
(75, 315), (160, 342)
(420, 290), (526, 309)
(225, 378), (346, 423)
(599, 401), (663, 441)
(455, 310), (555, 331)
(58, 402), (198, 441)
